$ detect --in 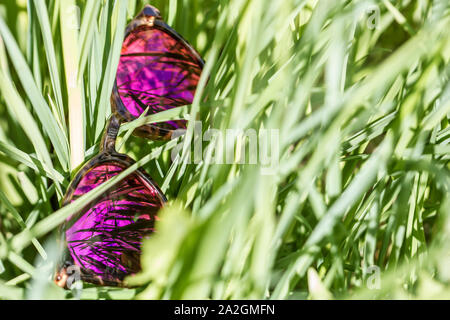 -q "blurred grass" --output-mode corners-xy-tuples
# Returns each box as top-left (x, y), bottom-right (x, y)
(0, 0), (449, 300)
